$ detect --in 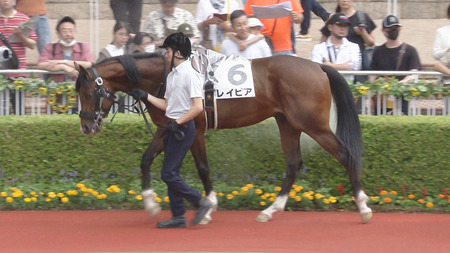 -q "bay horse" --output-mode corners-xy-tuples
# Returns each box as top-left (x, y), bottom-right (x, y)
(75, 53), (372, 224)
